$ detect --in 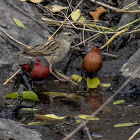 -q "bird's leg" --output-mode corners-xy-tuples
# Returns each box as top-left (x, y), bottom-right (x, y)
(22, 73), (32, 91)
(49, 65), (67, 82)
(49, 66), (78, 85)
